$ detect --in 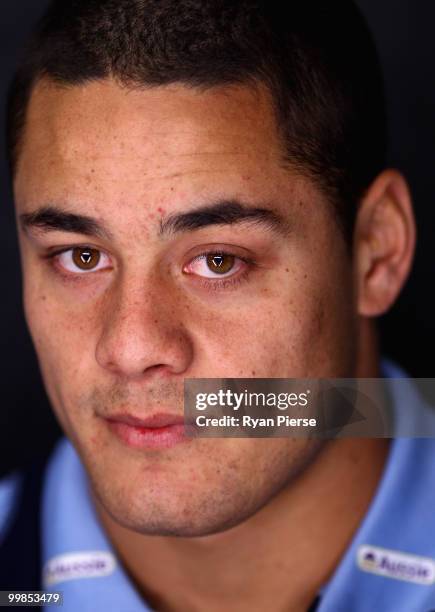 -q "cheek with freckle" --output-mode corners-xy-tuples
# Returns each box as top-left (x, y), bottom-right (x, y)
(183, 271), (351, 379)
(23, 276), (102, 403)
